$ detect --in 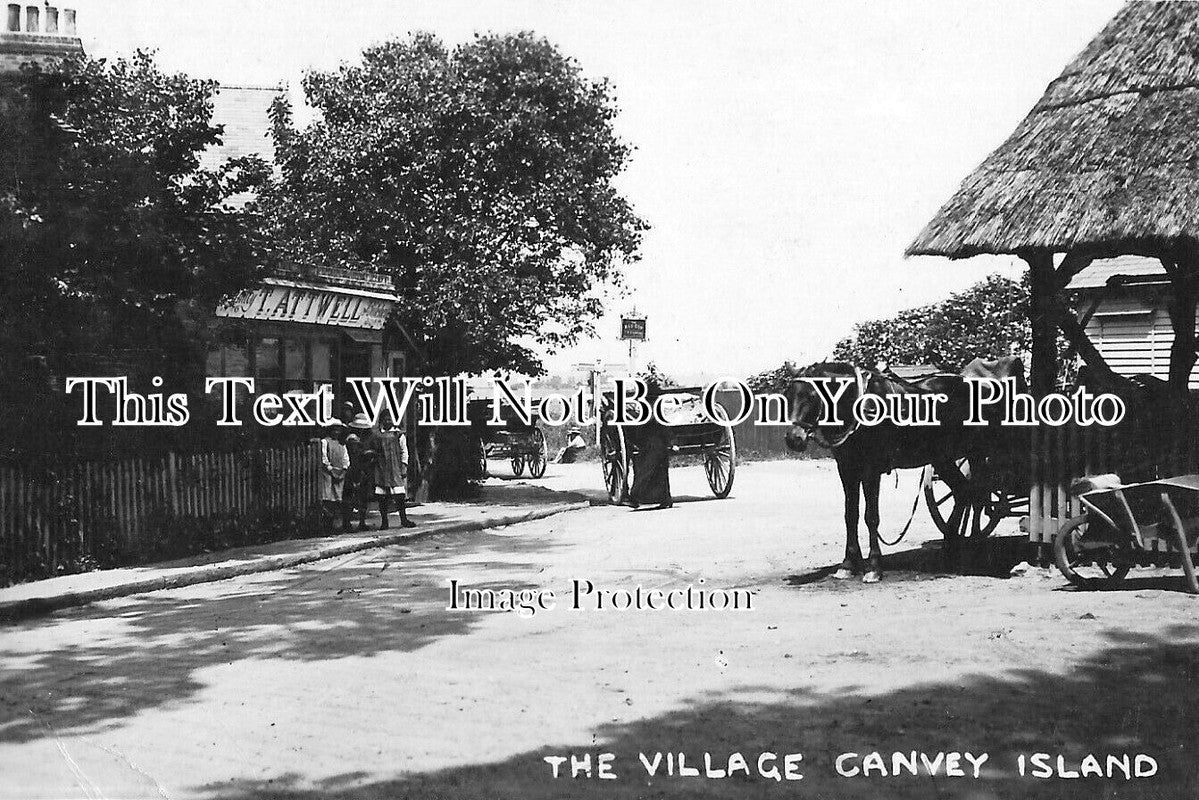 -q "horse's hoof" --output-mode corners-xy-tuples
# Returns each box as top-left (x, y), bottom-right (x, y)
(832, 568), (855, 580)
(862, 571), (881, 584)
